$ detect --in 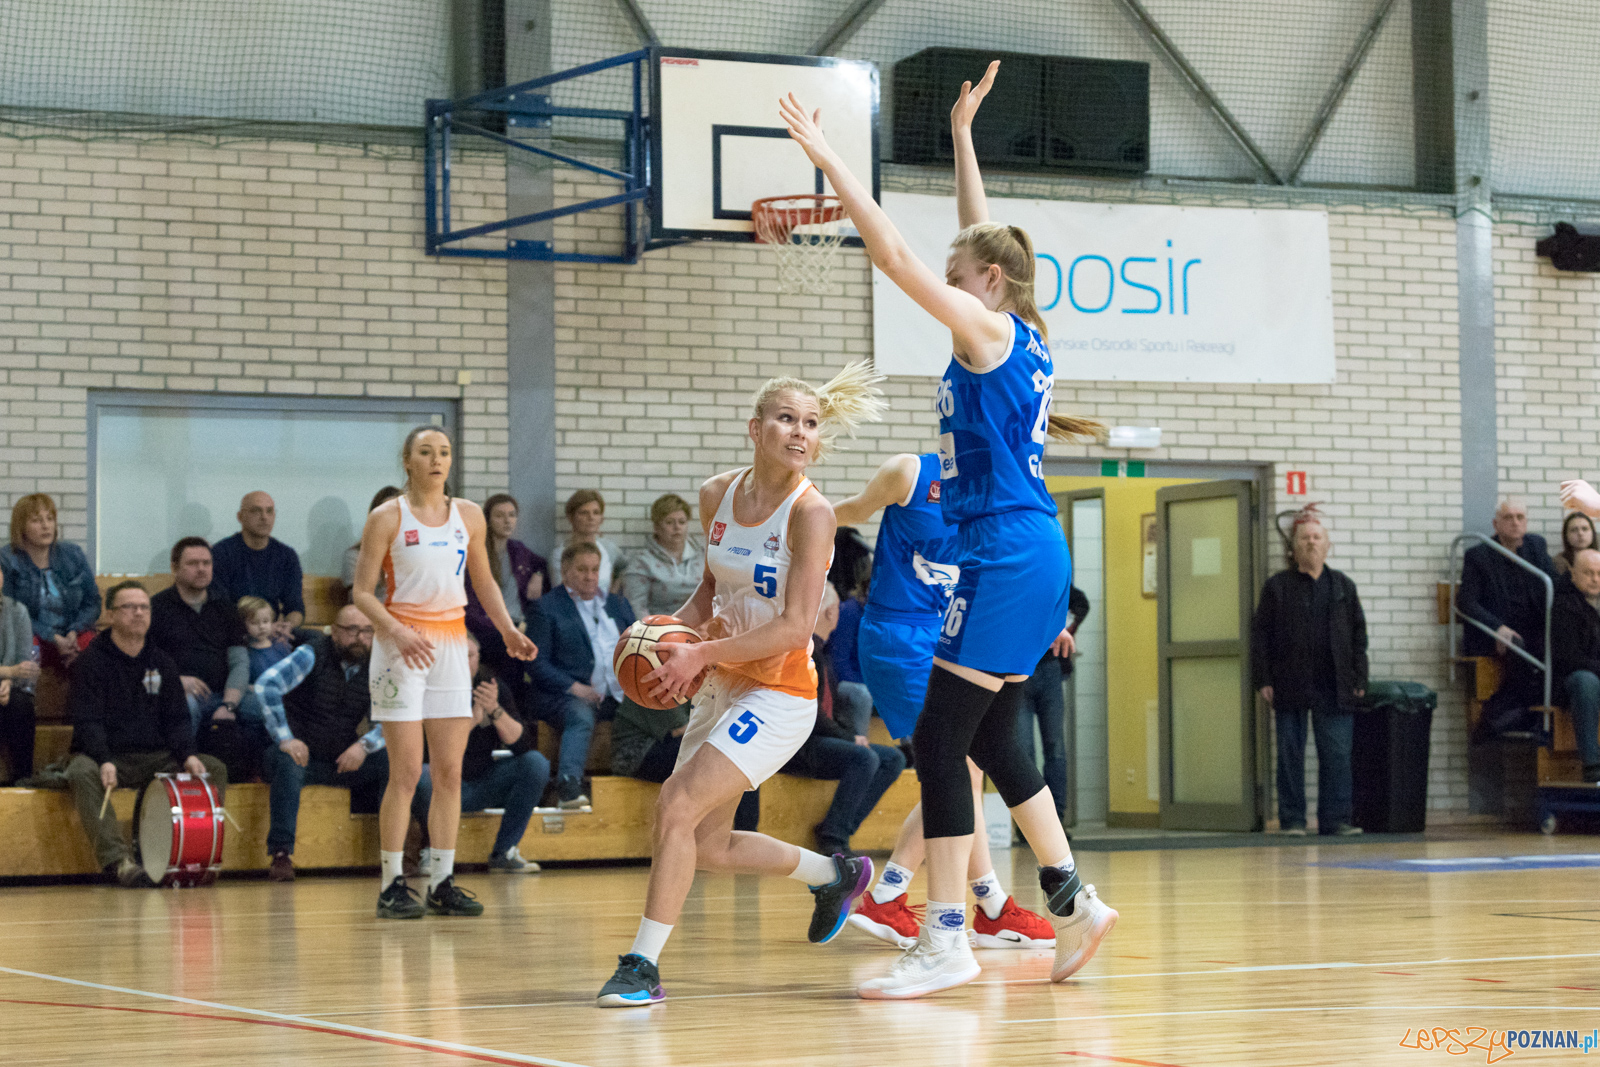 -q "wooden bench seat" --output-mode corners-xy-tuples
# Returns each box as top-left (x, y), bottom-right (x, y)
(0, 769), (922, 879)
